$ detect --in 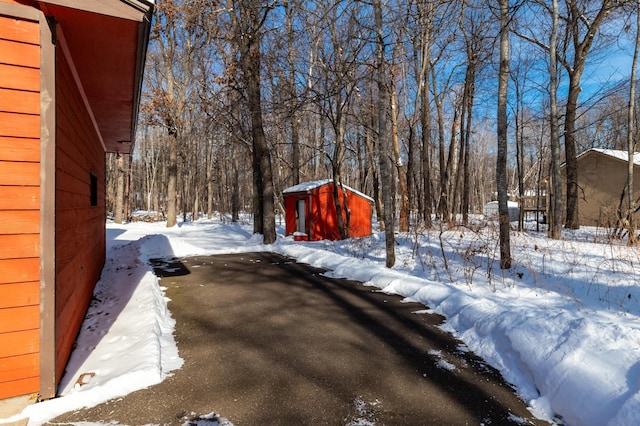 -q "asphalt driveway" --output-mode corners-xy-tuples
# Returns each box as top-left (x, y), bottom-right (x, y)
(50, 252), (543, 425)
